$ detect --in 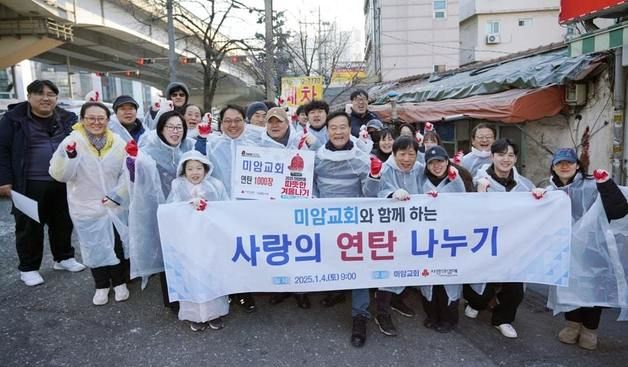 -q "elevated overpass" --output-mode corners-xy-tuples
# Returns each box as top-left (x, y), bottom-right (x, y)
(0, 0), (264, 106)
